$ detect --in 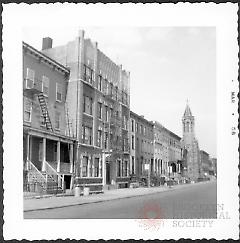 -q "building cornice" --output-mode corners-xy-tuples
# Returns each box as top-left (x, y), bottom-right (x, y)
(23, 41), (70, 75)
